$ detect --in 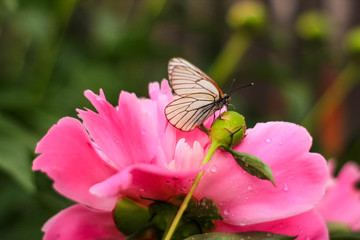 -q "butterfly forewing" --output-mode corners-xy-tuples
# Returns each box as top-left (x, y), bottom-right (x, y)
(168, 58), (222, 97)
(165, 58), (228, 131)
